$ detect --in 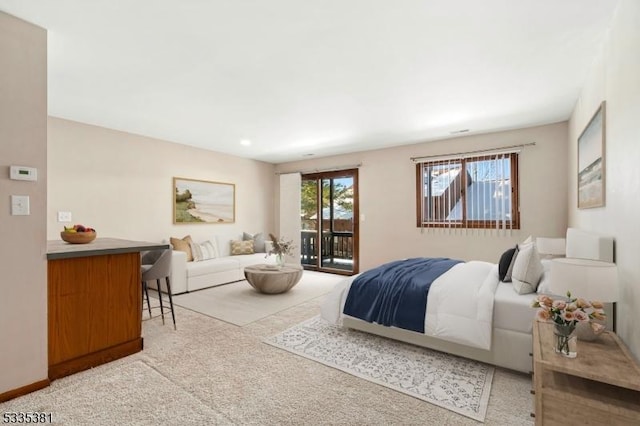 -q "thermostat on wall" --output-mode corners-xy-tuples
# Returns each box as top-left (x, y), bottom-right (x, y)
(10, 165), (38, 181)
